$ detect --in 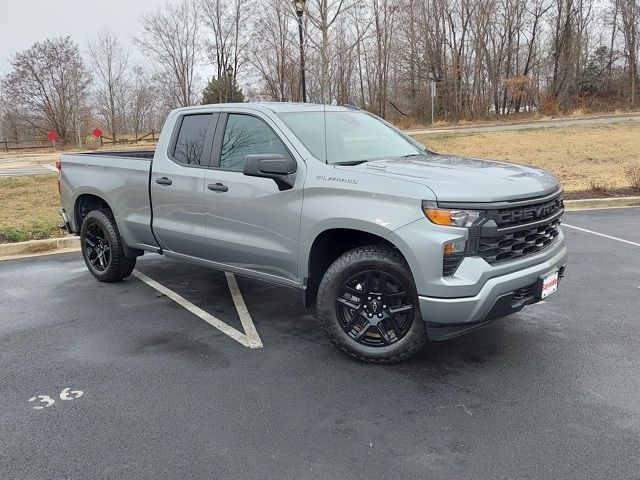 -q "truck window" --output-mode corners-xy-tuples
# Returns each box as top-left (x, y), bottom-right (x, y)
(172, 114), (212, 166)
(219, 114), (289, 172)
